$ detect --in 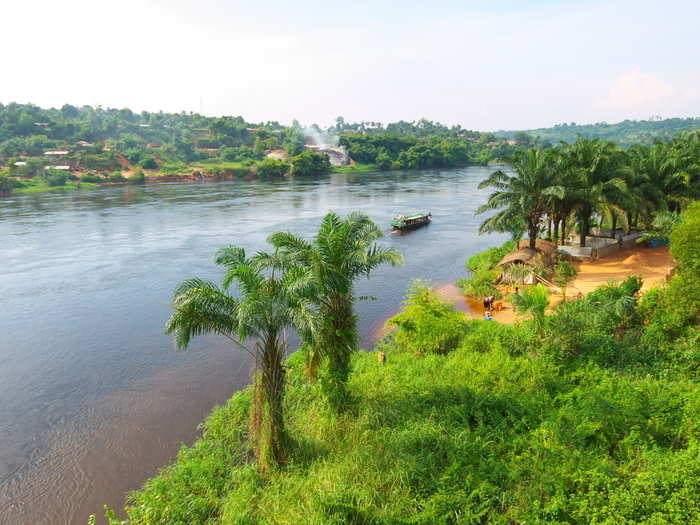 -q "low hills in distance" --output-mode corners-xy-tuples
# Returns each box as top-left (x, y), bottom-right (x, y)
(1, 101), (699, 195)
(495, 116), (700, 146)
